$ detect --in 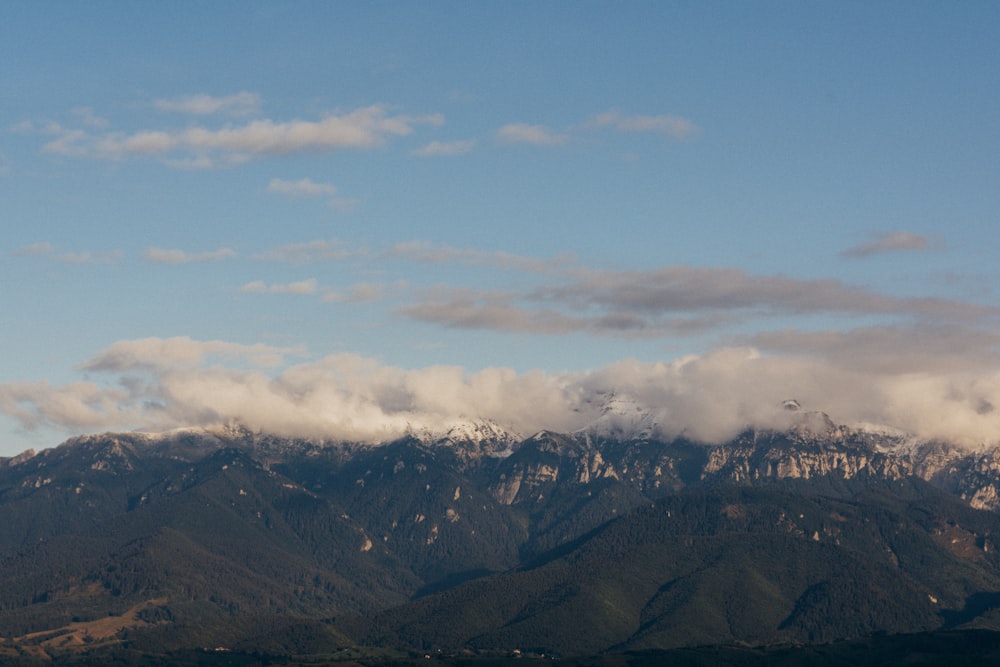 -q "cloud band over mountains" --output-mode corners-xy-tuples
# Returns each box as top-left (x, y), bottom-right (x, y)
(7, 233), (1000, 450)
(3, 336), (1000, 449)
